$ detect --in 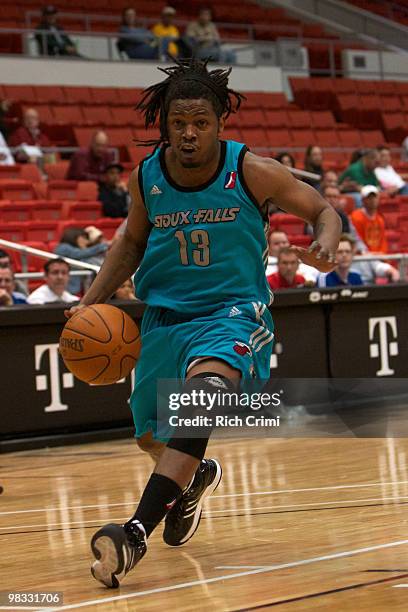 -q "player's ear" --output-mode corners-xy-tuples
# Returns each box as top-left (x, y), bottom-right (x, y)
(218, 115), (225, 136)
